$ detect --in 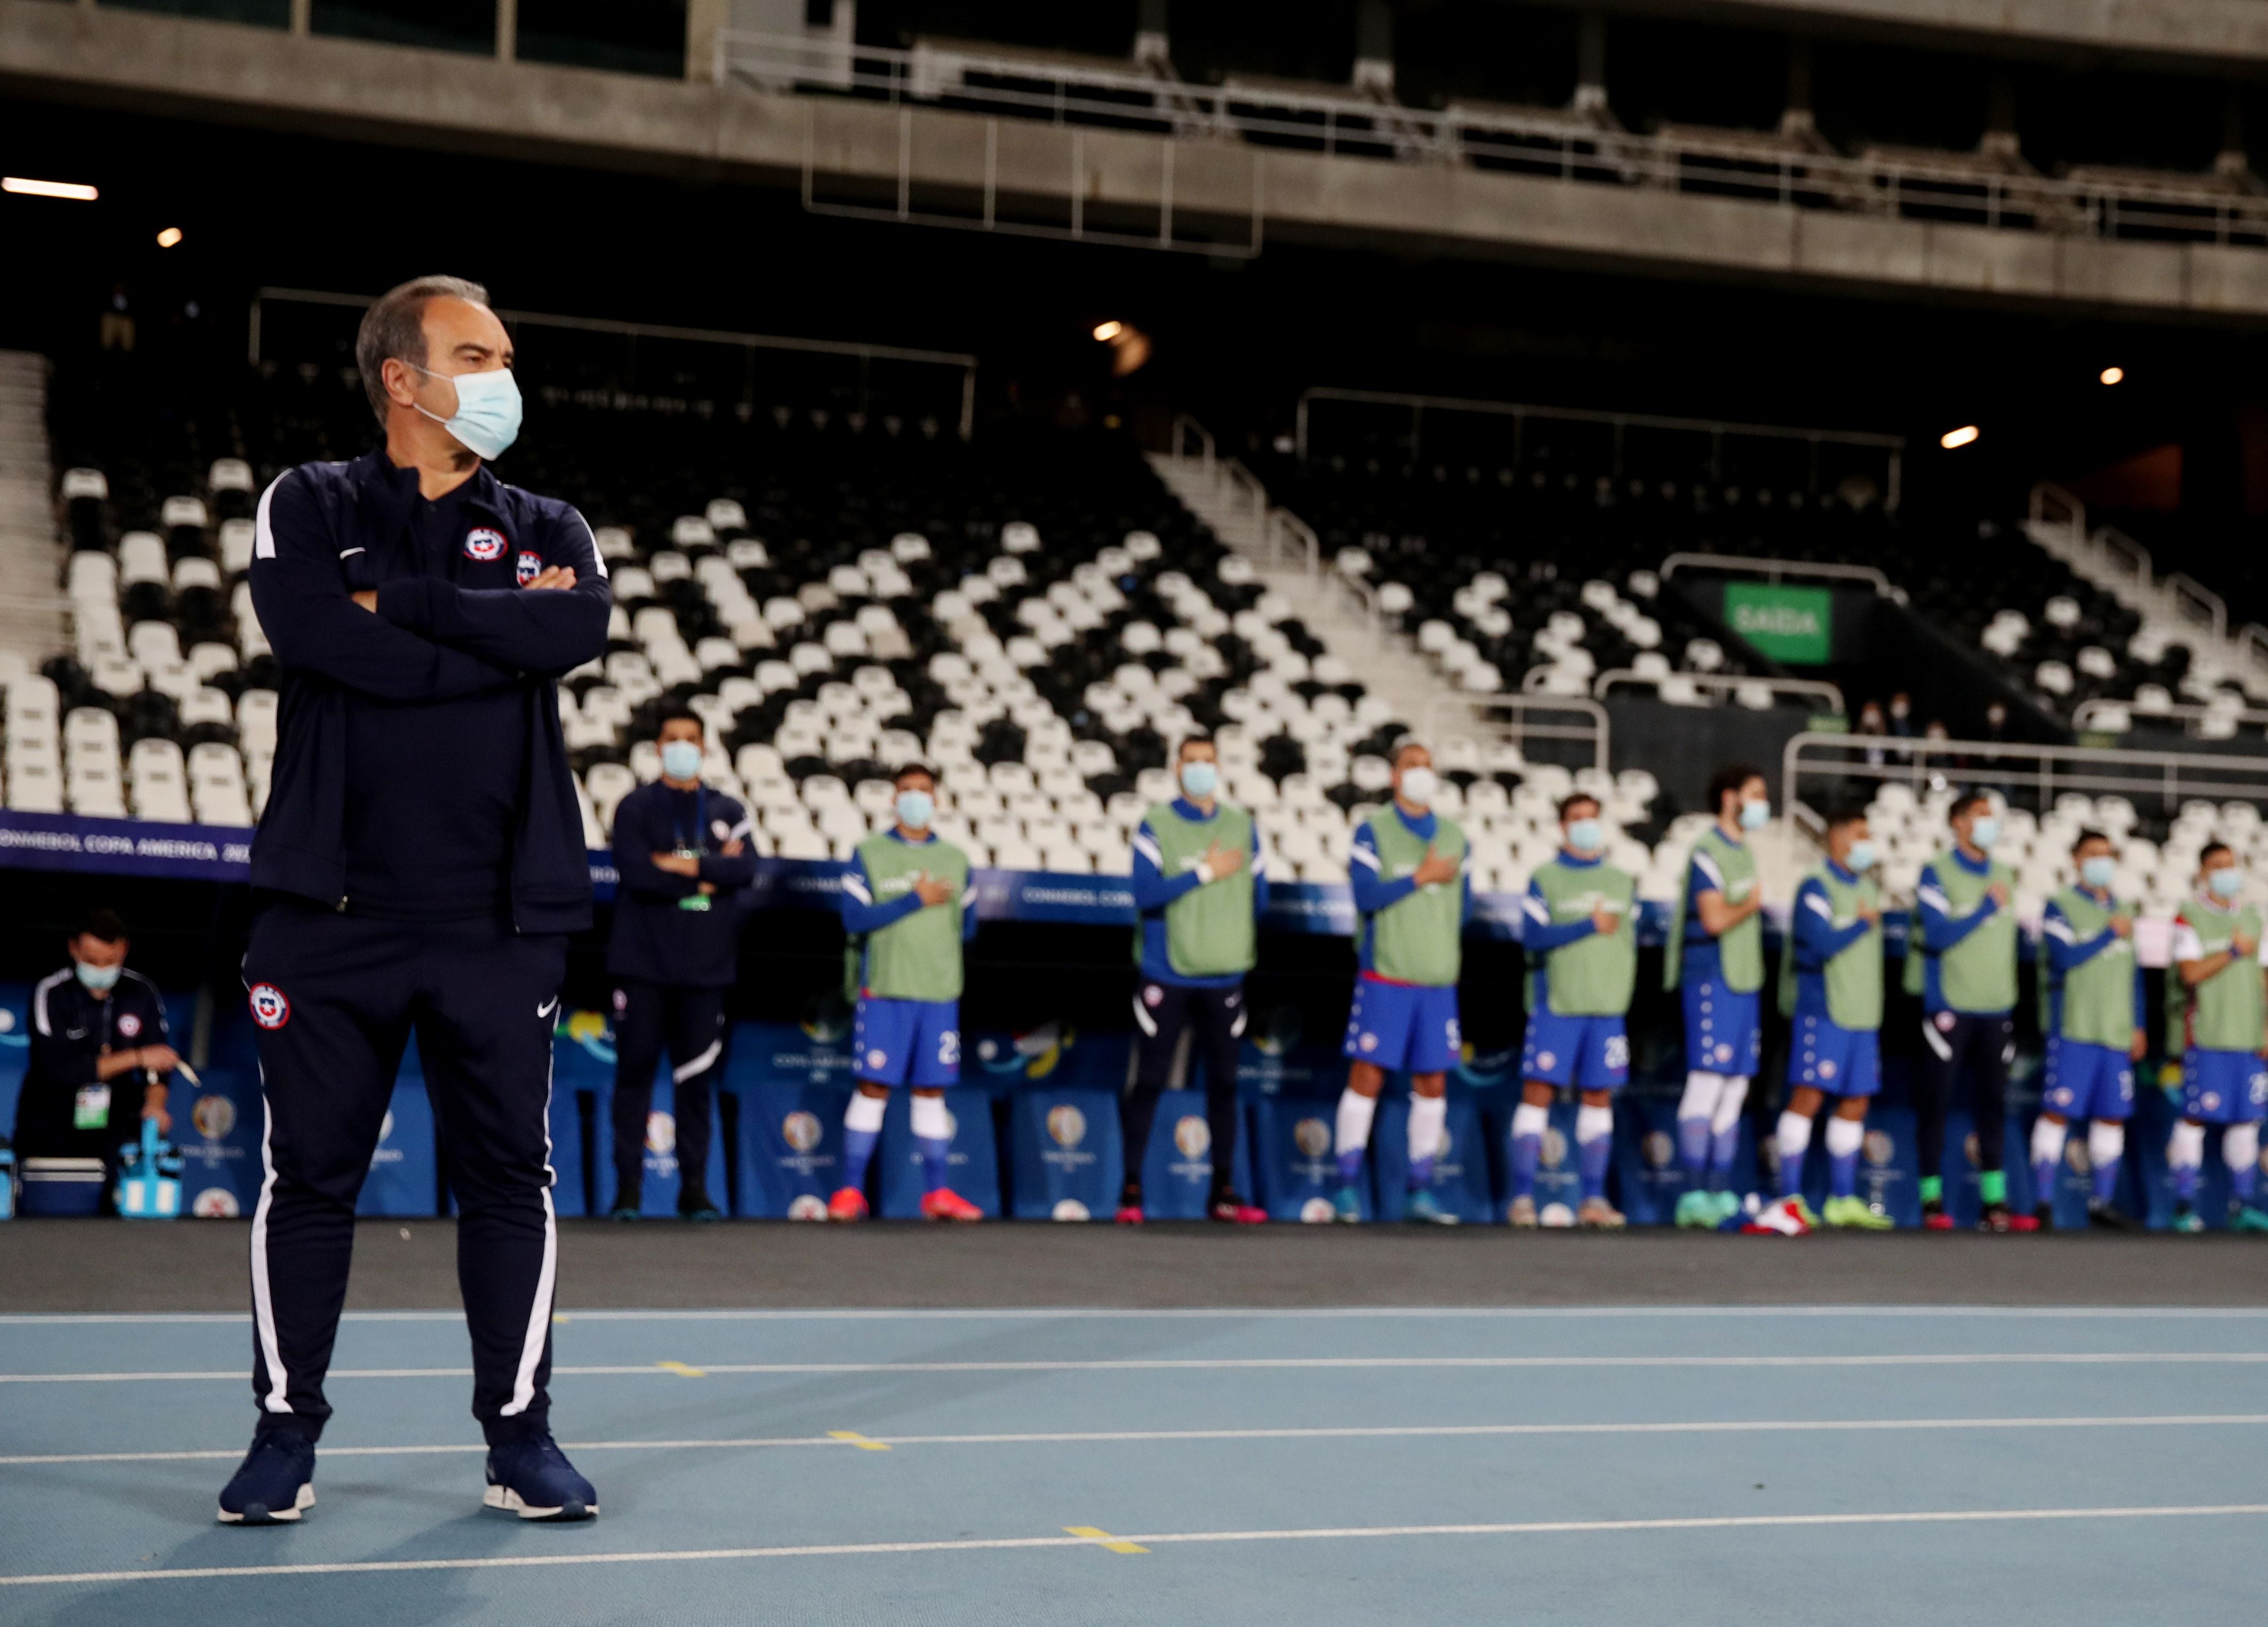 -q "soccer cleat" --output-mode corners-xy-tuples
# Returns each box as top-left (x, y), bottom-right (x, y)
(217, 1427), (316, 1525)
(2230, 1203), (2268, 1233)
(1921, 1201), (1953, 1232)
(484, 1431), (597, 1521)
(1712, 1189), (1746, 1226)
(607, 1203), (641, 1222)
(1576, 1197), (1626, 1230)
(826, 1186), (869, 1221)
(1740, 1195), (1811, 1235)
(1404, 1189), (1459, 1226)
(678, 1196), (724, 1223)
(1822, 1195), (1894, 1231)
(1785, 1195), (1823, 1230)
(1506, 1194), (1538, 1228)
(1979, 1202), (2037, 1233)
(920, 1187), (984, 1222)
(1674, 1189), (1718, 1229)
(1333, 1184), (1365, 1223)
(2172, 1202), (2204, 1234)
(2031, 1202), (2055, 1233)
(1114, 1203), (1145, 1225)
(2087, 1200), (2140, 1232)
(1211, 1195), (1268, 1225)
